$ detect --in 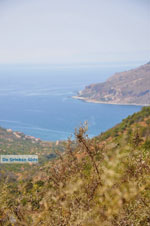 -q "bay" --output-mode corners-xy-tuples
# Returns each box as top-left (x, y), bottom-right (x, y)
(0, 64), (142, 141)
